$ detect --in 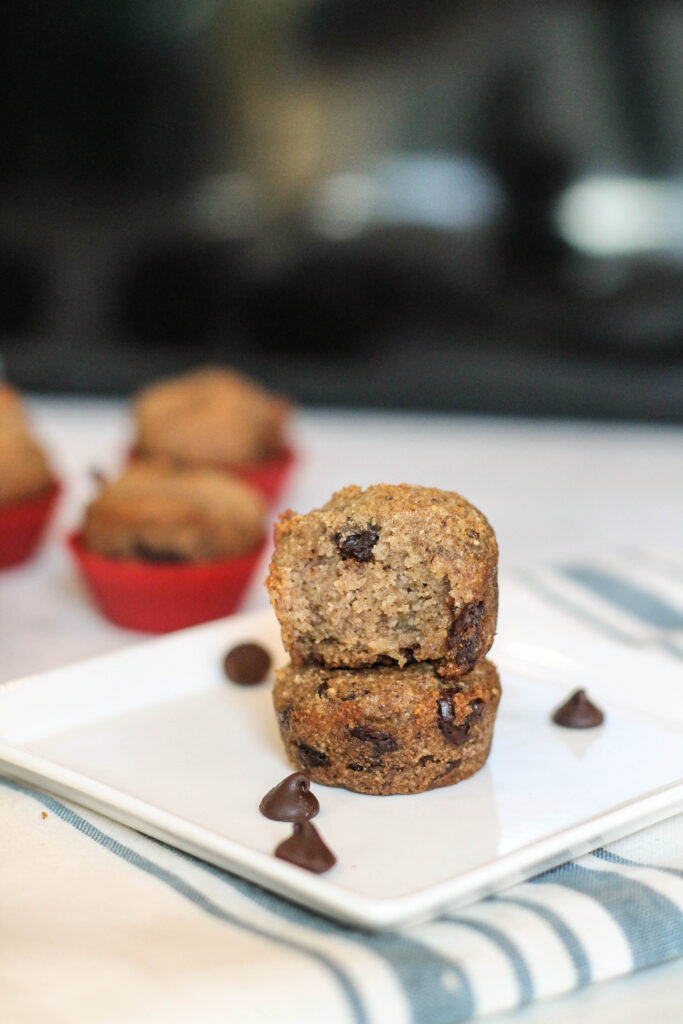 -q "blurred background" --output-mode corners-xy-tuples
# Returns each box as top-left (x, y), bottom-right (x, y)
(0, 0), (681, 420)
